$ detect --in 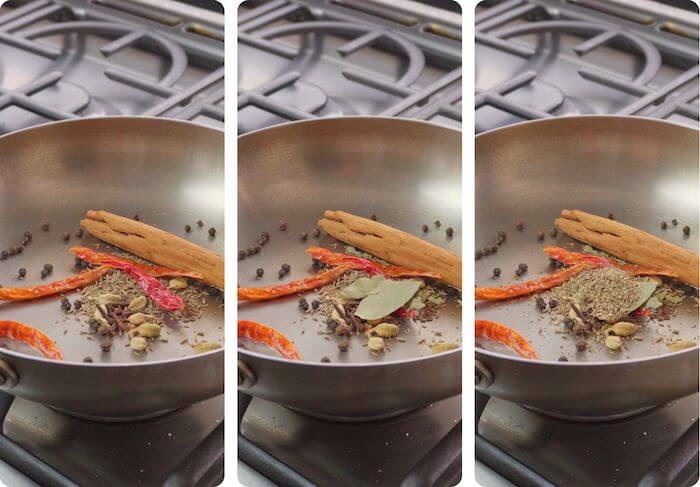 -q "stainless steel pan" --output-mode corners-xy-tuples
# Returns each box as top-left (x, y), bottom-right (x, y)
(0, 117), (224, 420)
(238, 117), (462, 420)
(476, 116), (699, 420)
